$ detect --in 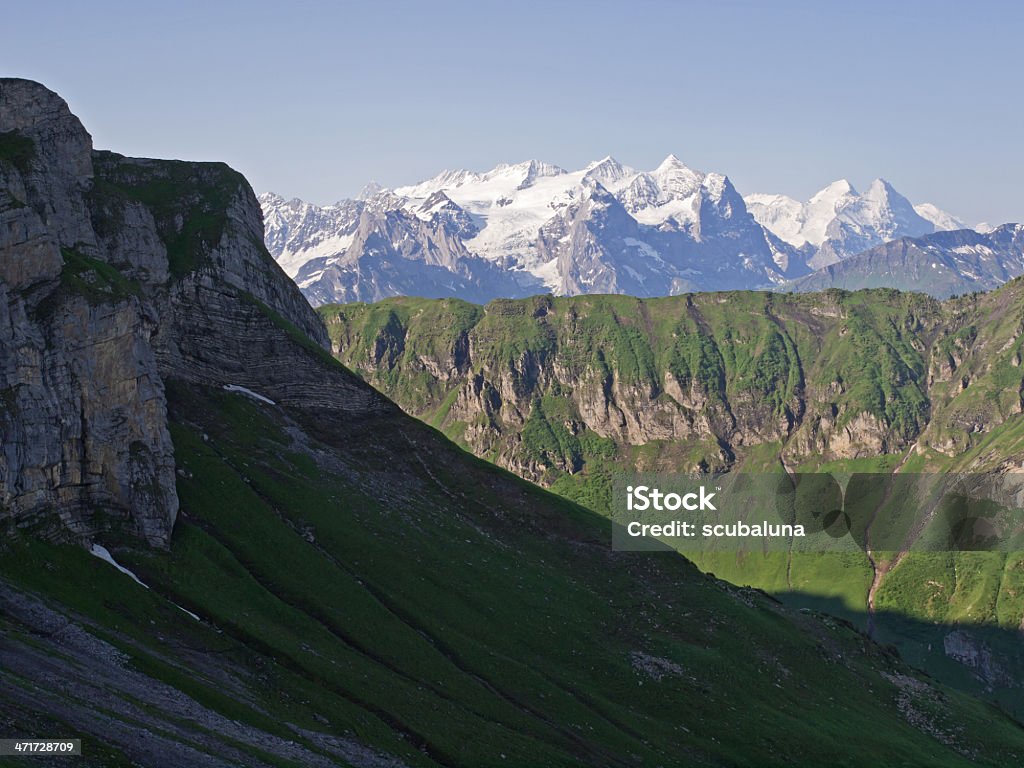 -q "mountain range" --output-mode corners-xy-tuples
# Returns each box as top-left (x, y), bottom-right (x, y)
(788, 224), (1024, 296)
(261, 158), (1020, 303)
(16, 77), (1024, 767)
(6, 78), (1024, 766)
